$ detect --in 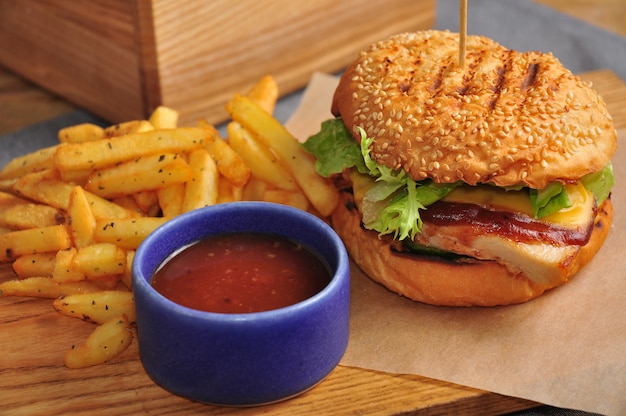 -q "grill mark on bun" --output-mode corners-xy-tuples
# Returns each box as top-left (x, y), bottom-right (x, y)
(399, 78), (412, 94)
(429, 71), (443, 95)
(487, 49), (513, 111)
(429, 57), (451, 96)
(522, 62), (540, 90)
(460, 46), (487, 97)
(488, 67), (505, 111)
